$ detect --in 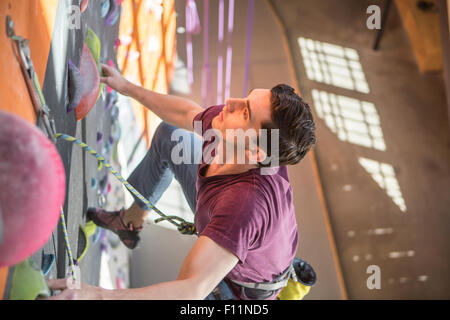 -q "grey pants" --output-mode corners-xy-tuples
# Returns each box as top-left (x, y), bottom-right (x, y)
(127, 121), (202, 213)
